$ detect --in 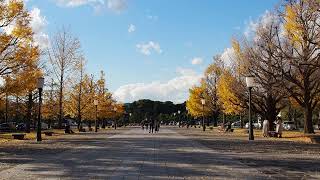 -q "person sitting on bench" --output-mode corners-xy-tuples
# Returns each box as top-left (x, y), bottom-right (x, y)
(225, 122), (232, 132)
(65, 123), (74, 134)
